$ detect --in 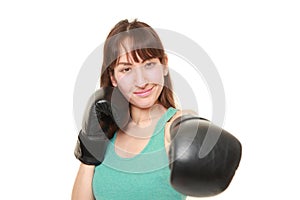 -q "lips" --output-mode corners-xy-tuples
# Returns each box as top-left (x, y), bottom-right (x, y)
(133, 87), (154, 97)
